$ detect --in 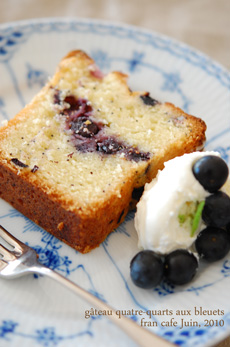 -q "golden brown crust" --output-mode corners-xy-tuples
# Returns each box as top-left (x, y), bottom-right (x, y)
(0, 49), (207, 253)
(0, 158), (132, 253)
